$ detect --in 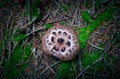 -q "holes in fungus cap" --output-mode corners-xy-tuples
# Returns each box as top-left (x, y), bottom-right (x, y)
(63, 32), (67, 36)
(58, 31), (62, 34)
(51, 37), (54, 42)
(53, 46), (59, 51)
(57, 38), (64, 43)
(68, 35), (71, 39)
(48, 43), (52, 45)
(68, 49), (72, 53)
(66, 53), (69, 57)
(61, 47), (66, 52)
(52, 32), (56, 35)
(66, 41), (71, 47)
